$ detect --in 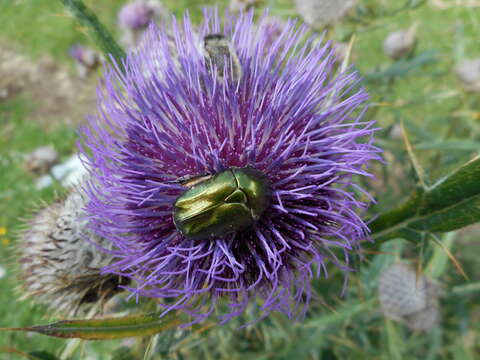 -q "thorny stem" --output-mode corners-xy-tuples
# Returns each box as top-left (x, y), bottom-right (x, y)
(59, 0), (126, 73)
